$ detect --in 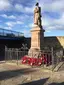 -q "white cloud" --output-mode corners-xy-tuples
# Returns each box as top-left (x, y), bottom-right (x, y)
(0, 0), (34, 13)
(6, 21), (16, 27)
(0, 14), (31, 22)
(51, 0), (64, 12)
(16, 21), (23, 24)
(4, 26), (12, 30)
(15, 4), (34, 13)
(43, 12), (64, 31)
(45, 30), (51, 33)
(41, 0), (64, 13)
(0, 14), (16, 19)
(0, 25), (12, 30)
(5, 21), (23, 27)
(0, 14), (8, 18)
(8, 15), (16, 19)
(54, 13), (64, 26)
(0, 0), (12, 11)
(25, 6), (34, 13)
(15, 4), (24, 12)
